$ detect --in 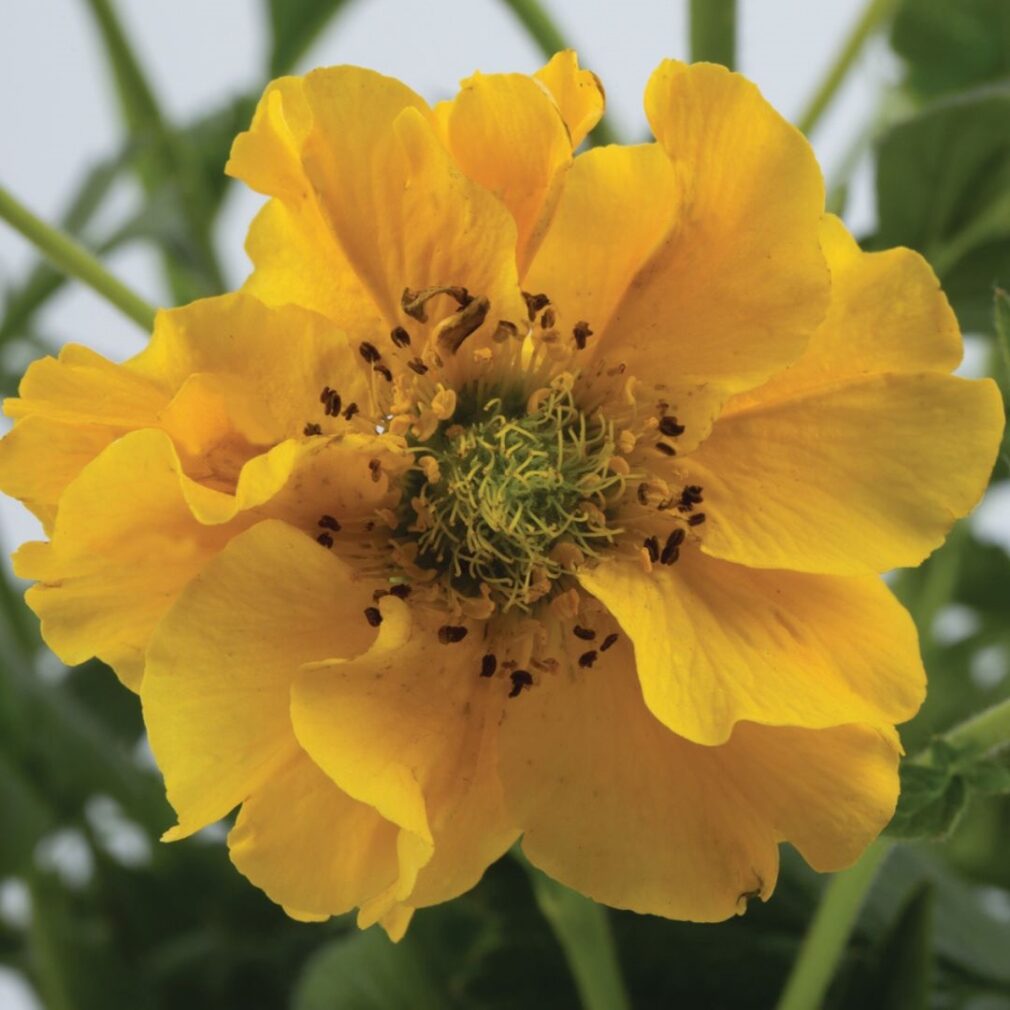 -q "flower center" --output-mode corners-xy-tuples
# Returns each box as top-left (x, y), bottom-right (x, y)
(397, 377), (631, 611)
